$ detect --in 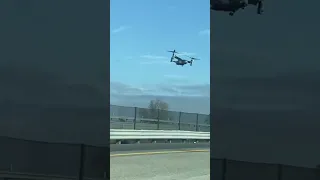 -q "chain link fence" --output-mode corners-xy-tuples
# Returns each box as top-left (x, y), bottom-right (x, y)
(0, 136), (109, 179)
(110, 105), (210, 132)
(212, 158), (320, 180)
